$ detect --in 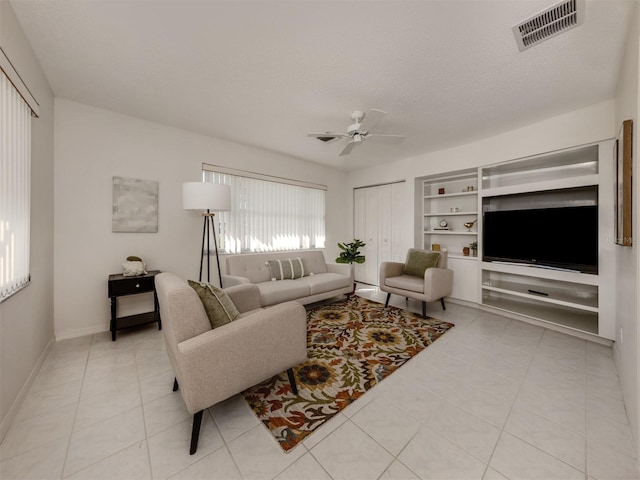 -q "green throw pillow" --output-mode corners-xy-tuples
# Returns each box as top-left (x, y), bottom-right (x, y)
(188, 280), (240, 329)
(266, 258), (309, 281)
(404, 251), (441, 278)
